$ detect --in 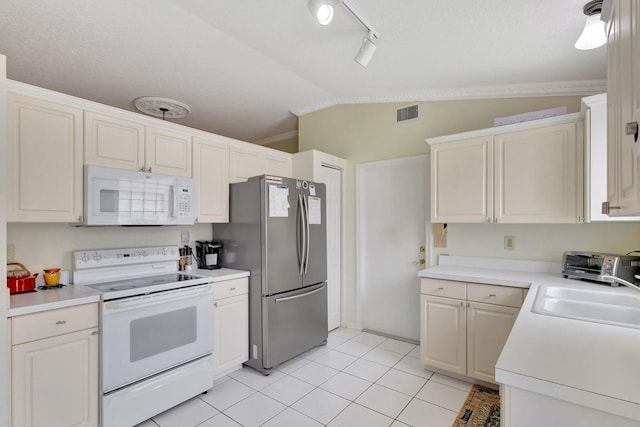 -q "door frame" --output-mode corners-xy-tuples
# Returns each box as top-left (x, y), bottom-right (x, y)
(355, 154), (431, 332)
